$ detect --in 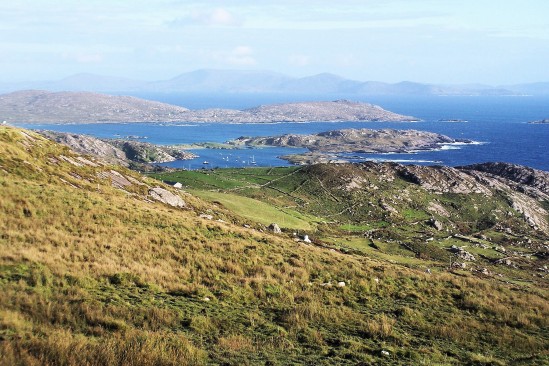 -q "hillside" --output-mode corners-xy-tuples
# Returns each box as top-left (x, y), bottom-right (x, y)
(1, 126), (548, 365)
(38, 130), (197, 167)
(0, 91), (416, 124)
